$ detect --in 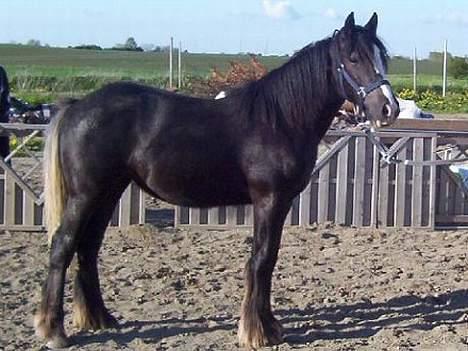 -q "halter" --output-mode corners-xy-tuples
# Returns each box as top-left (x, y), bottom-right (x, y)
(336, 63), (391, 122)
